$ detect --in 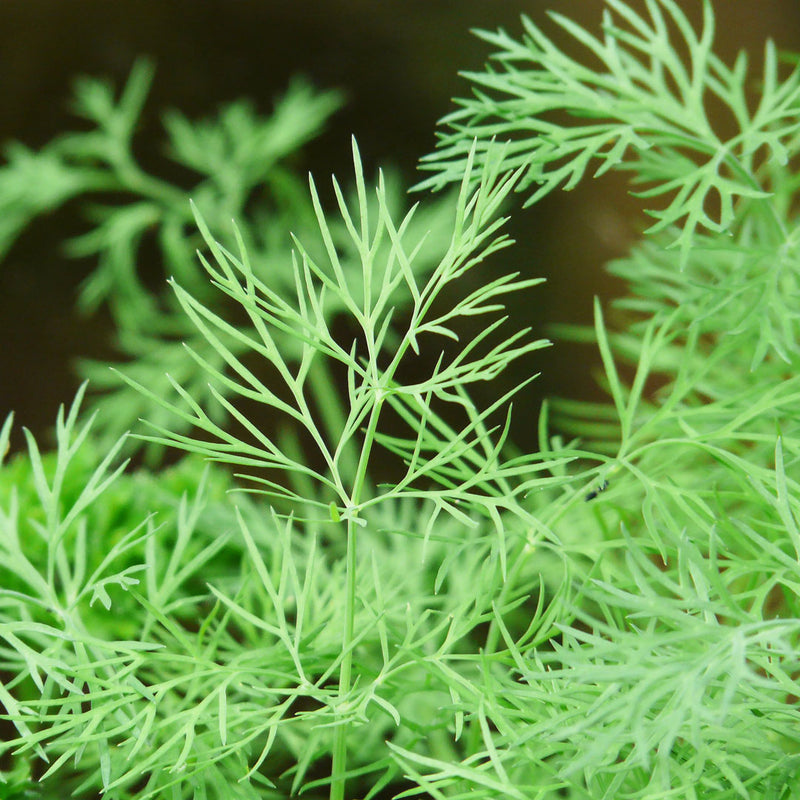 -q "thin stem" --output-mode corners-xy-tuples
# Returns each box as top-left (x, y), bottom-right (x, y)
(329, 396), (384, 800)
(329, 518), (359, 800)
